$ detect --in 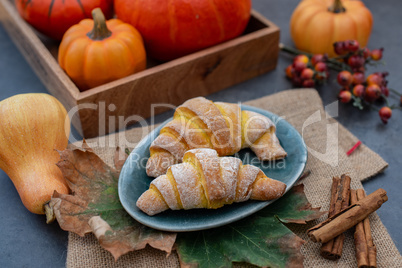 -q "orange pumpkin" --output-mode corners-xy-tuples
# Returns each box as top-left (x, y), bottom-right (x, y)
(114, 0), (251, 61)
(15, 0), (113, 40)
(58, 8), (146, 91)
(290, 0), (373, 57)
